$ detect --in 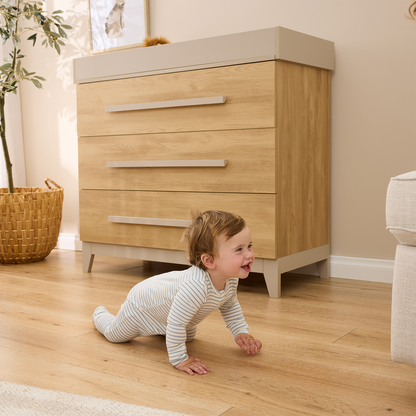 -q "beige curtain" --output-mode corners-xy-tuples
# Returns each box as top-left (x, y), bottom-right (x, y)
(0, 43), (26, 188)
